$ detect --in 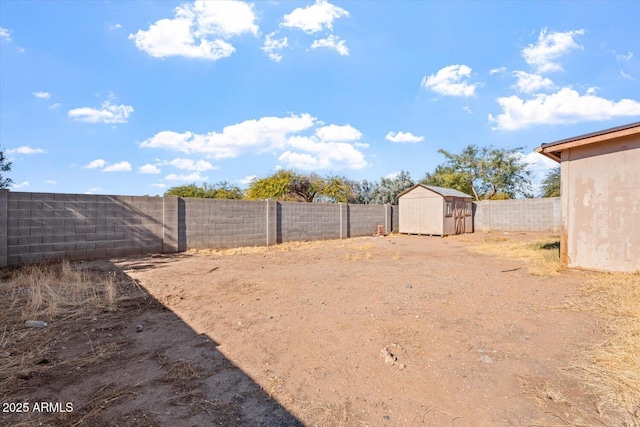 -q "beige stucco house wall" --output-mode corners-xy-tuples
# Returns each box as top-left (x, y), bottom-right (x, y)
(536, 121), (640, 272)
(398, 184), (473, 236)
